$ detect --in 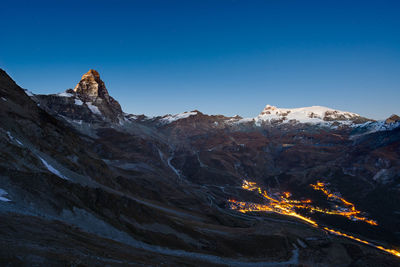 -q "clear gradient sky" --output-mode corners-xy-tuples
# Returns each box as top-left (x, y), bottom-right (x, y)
(1, 0), (399, 119)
